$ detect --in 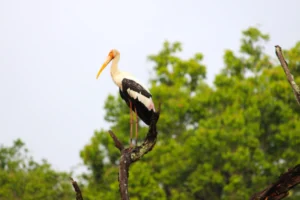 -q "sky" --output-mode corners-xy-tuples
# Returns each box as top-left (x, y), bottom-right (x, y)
(0, 0), (299, 174)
